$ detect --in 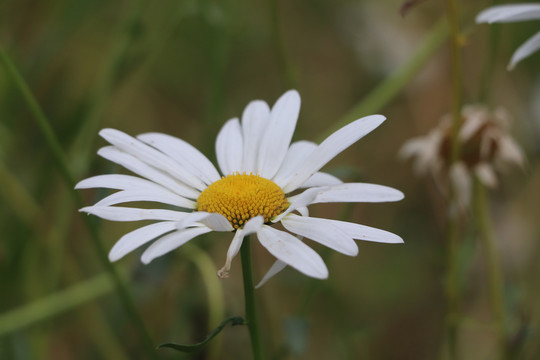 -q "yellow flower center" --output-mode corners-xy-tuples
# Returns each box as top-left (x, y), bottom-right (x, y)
(197, 173), (289, 229)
